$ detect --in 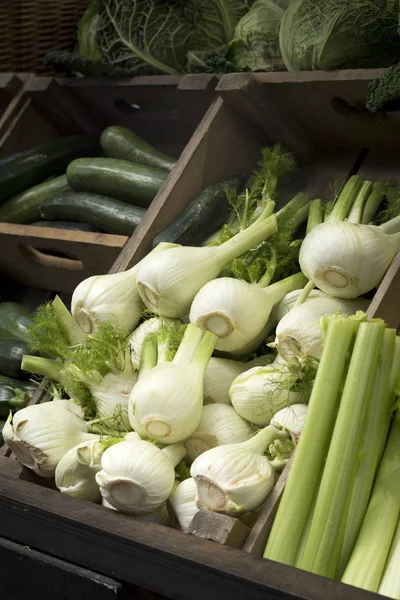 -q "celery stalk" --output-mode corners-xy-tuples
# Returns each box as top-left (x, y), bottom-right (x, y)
(327, 175), (362, 222)
(379, 516), (400, 599)
(338, 328), (397, 575)
(342, 410), (400, 592)
(297, 320), (385, 578)
(263, 315), (359, 566)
